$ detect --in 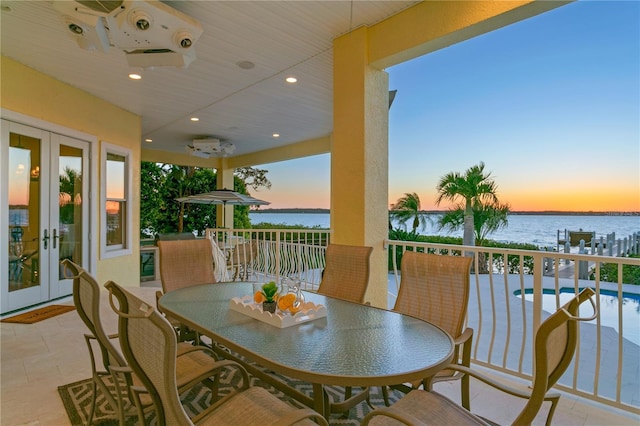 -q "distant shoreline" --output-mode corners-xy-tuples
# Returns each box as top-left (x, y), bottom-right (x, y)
(251, 208), (639, 216)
